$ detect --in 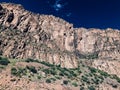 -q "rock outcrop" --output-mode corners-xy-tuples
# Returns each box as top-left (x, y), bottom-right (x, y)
(1, 2), (120, 90)
(0, 3), (78, 68)
(0, 3), (120, 69)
